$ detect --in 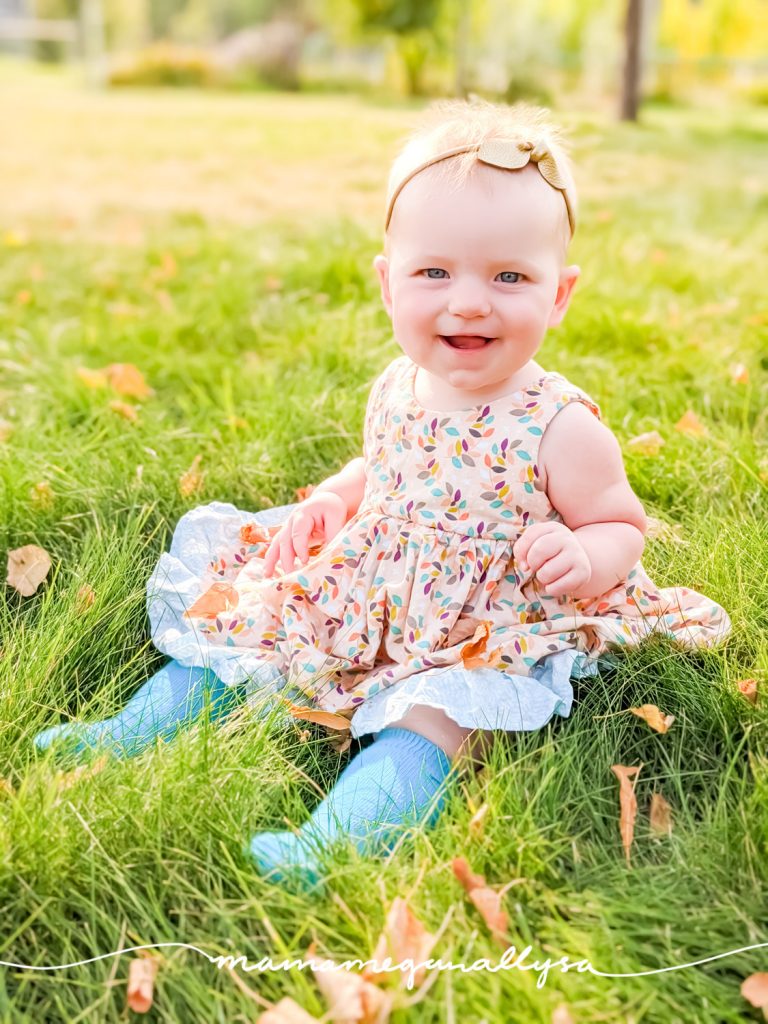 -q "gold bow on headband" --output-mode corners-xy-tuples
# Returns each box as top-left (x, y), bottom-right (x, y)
(384, 136), (576, 236)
